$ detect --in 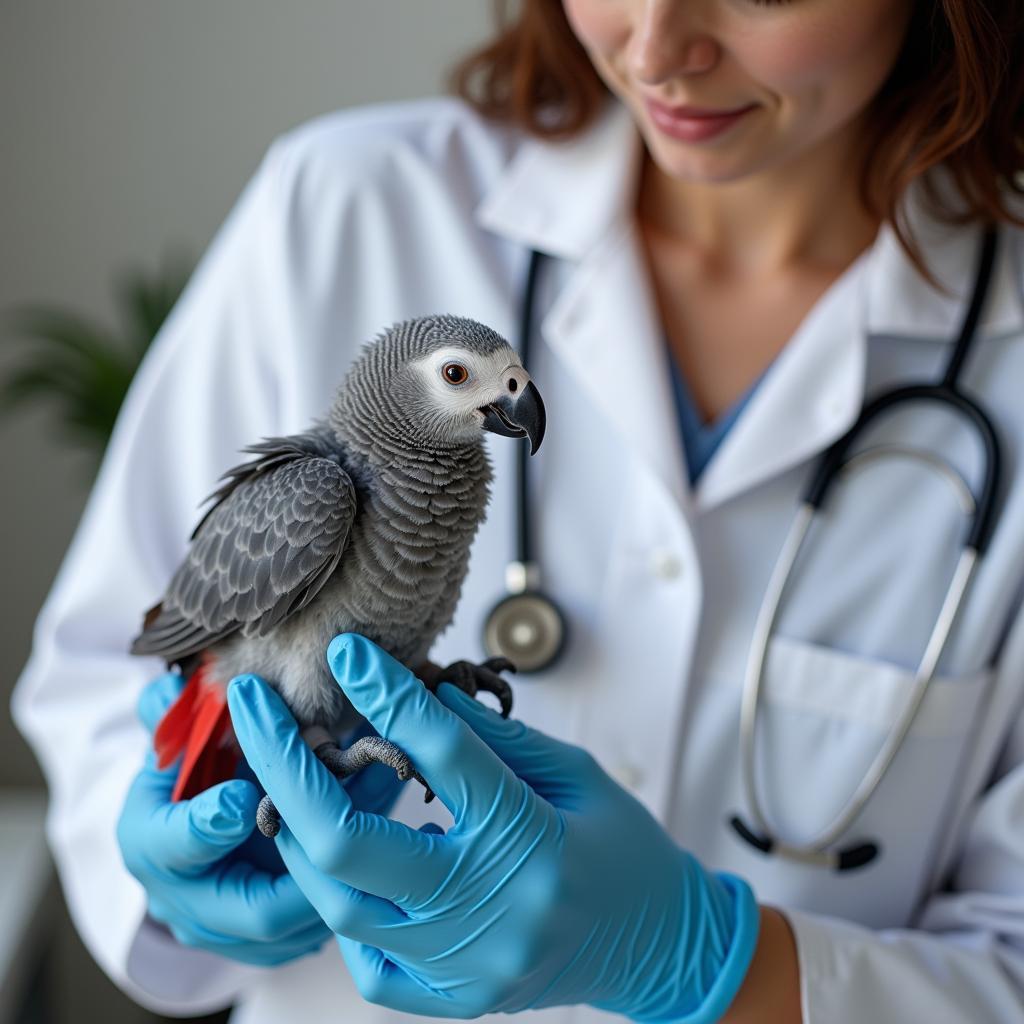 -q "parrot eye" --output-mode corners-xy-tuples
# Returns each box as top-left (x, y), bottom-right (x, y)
(442, 362), (470, 386)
